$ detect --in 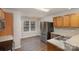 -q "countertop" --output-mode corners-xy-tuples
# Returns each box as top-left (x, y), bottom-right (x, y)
(47, 38), (65, 50)
(0, 35), (13, 42)
(47, 34), (79, 50)
(66, 34), (79, 47)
